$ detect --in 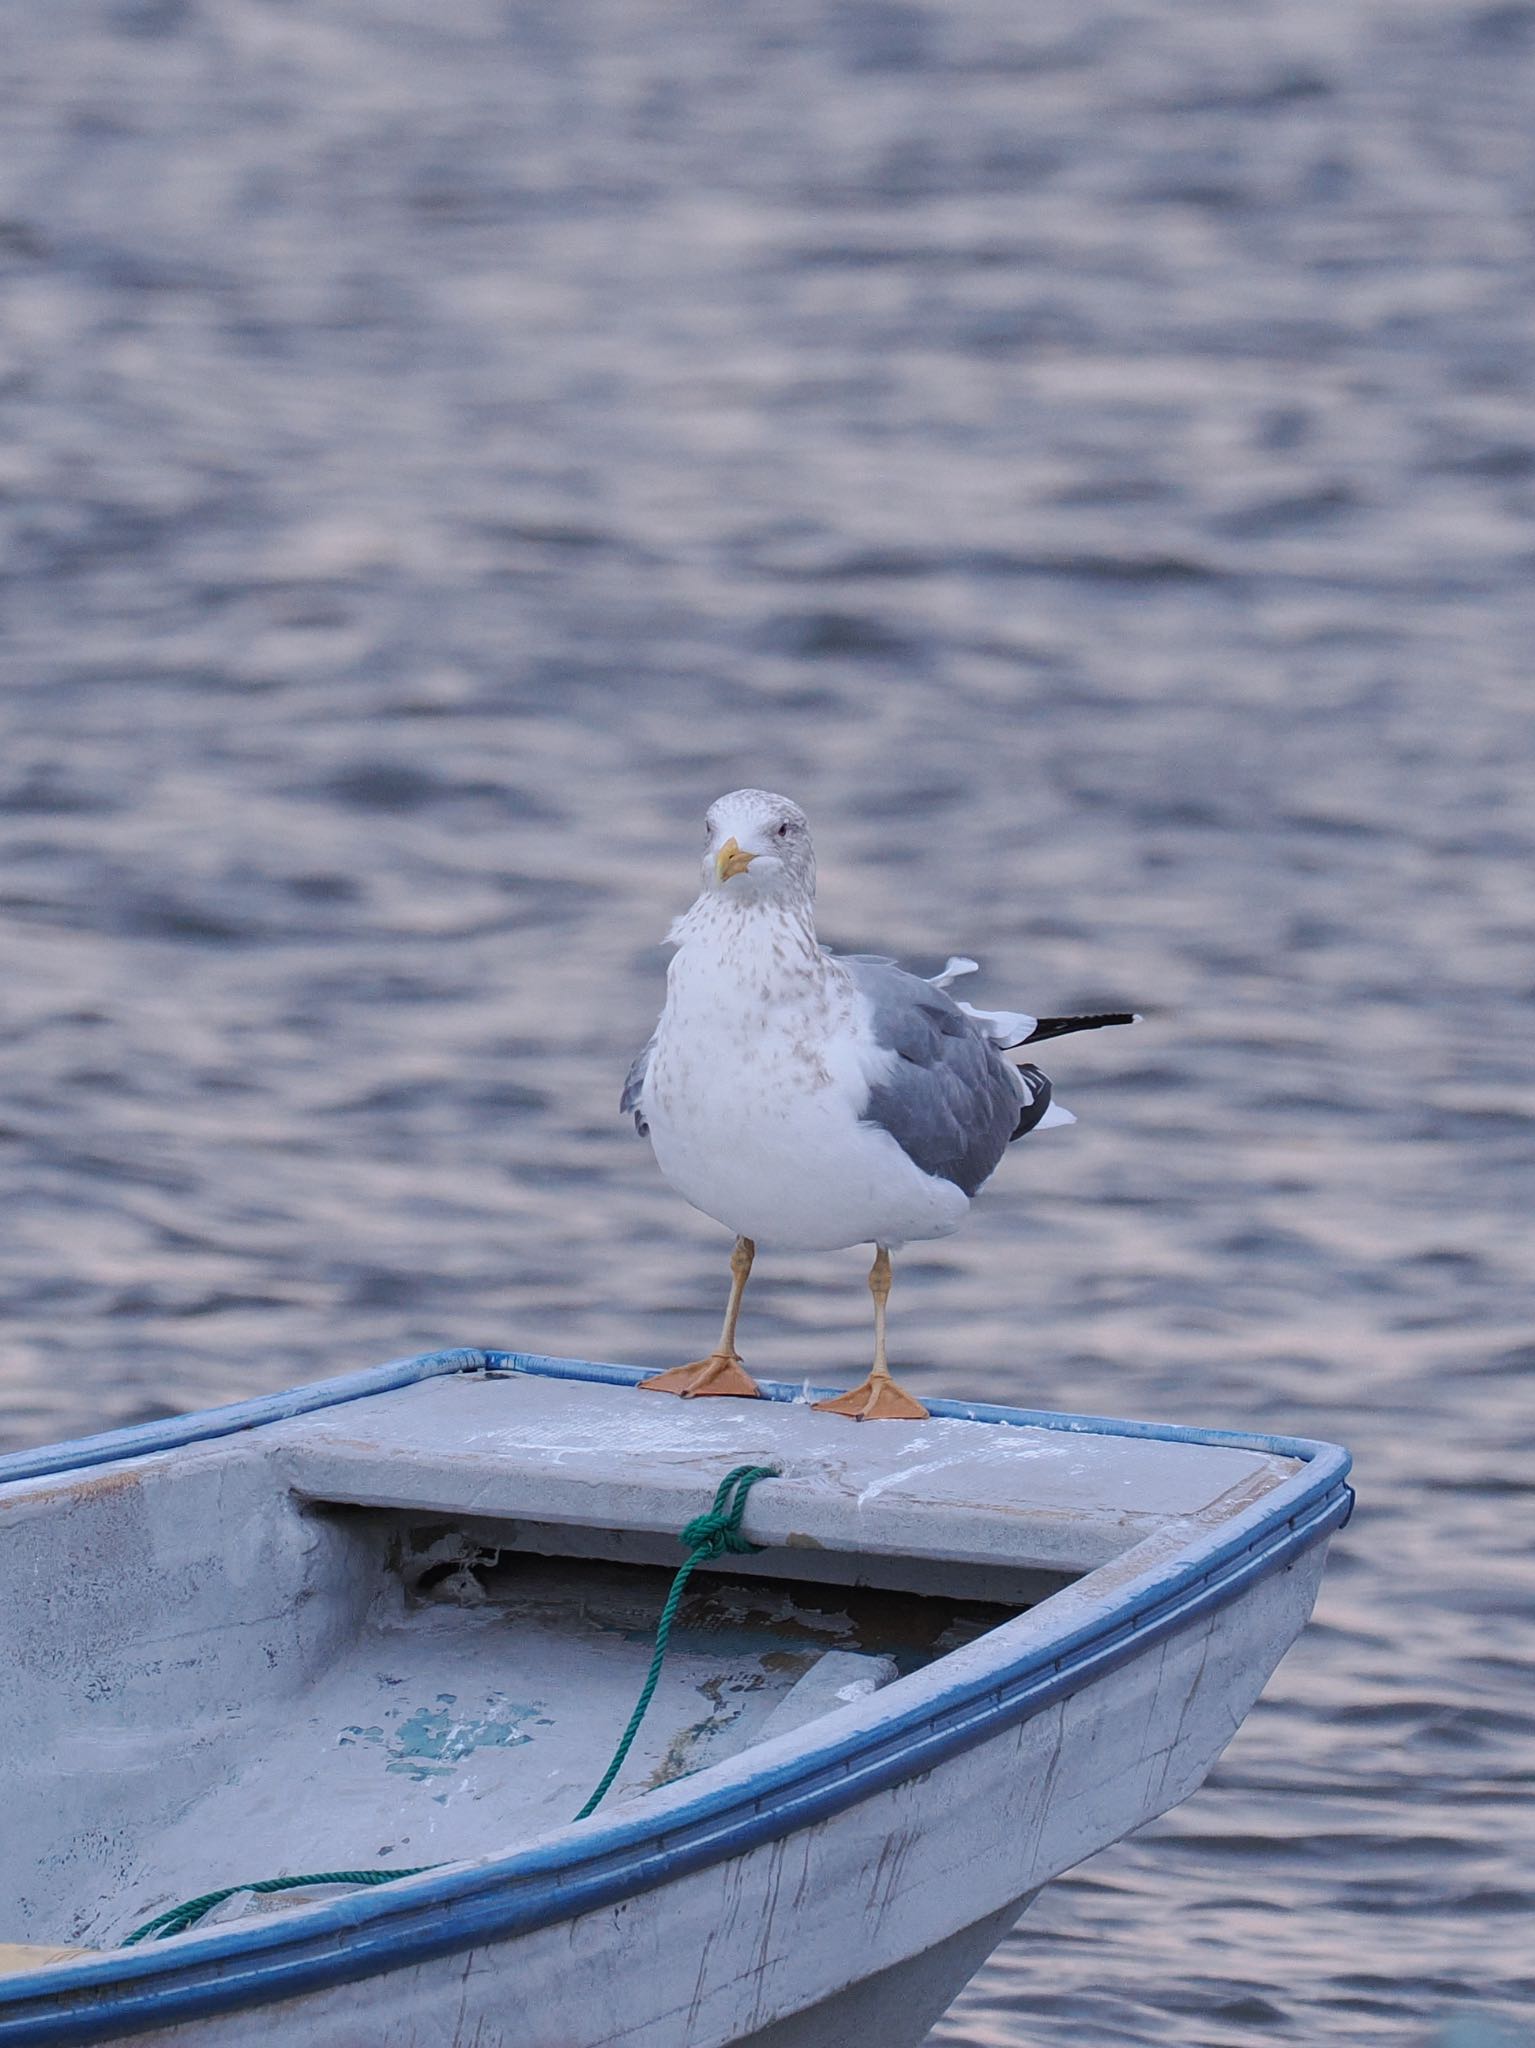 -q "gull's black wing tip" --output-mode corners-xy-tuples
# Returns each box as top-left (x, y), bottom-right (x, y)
(1021, 1011), (1141, 1044)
